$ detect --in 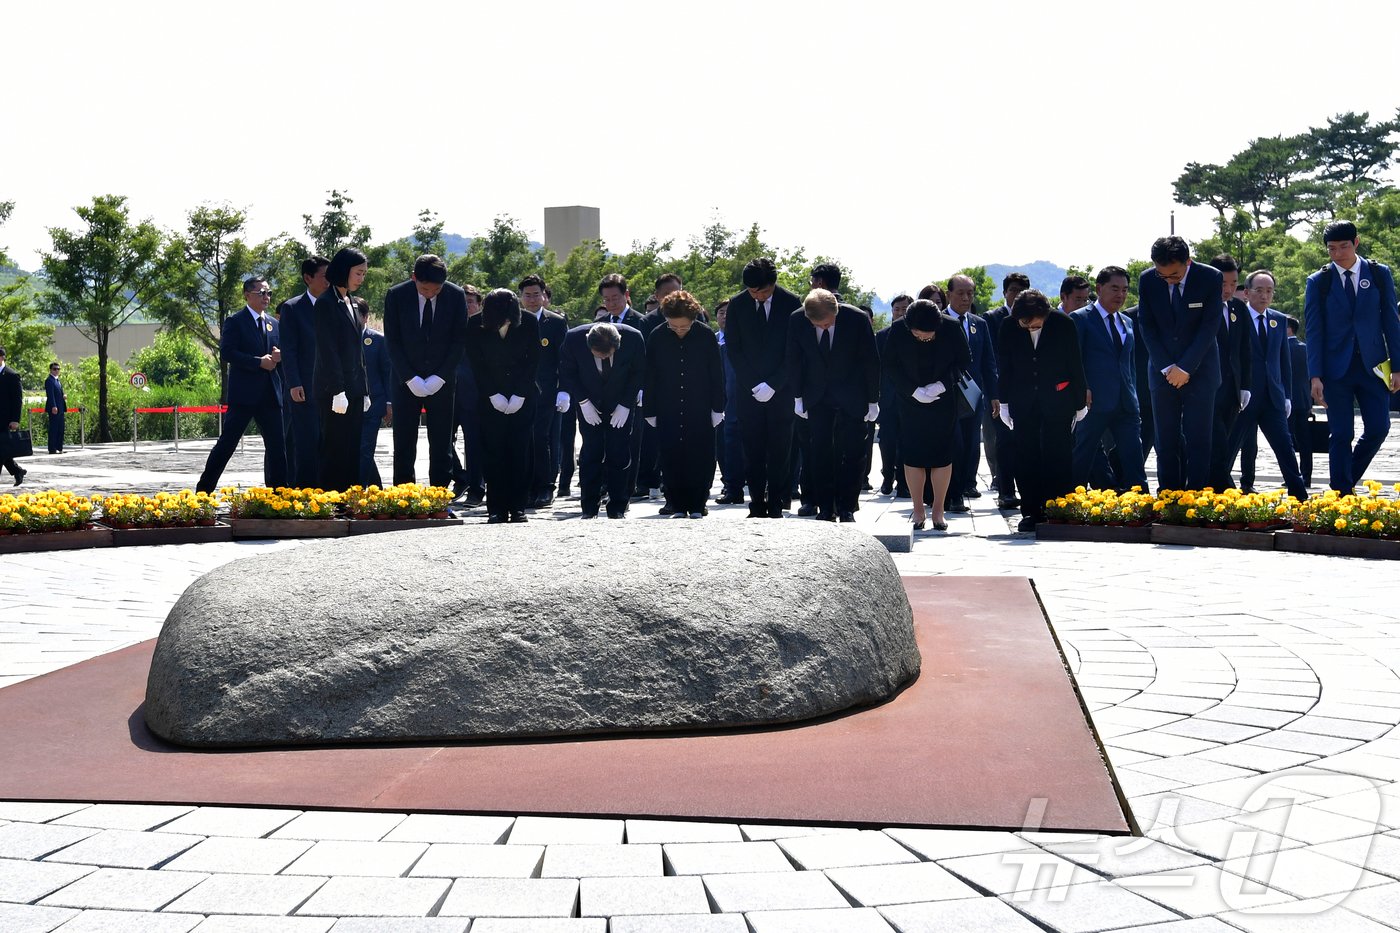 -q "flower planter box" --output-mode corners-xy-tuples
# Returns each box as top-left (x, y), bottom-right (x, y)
(1036, 523), (1153, 544)
(230, 518), (350, 539)
(1150, 524), (1276, 550)
(102, 521), (234, 547)
(347, 516), (465, 536)
(0, 526), (113, 555)
(1274, 529), (1400, 560)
